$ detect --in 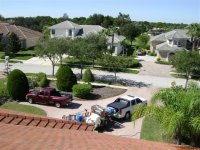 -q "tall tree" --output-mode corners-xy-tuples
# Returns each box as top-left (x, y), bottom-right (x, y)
(62, 13), (69, 19)
(35, 39), (59, 76)
(86, 13), (104, 25)
(5, 32), (21, 54)
(171, 50), (200, 88)
(0, 14), (5, 21)
(85, 33), (107, 67)
(114, 12), (131, 27)
(42, 26), (51, 40)
(99, 55), (129, 82)
(72, 17), (87, 24)
(101, 16), (114, 28)
(135, 34), (150, 49)
(69, 38), (88, 78)
(120, 23), (141, 44)
(55, 38), (72, 65)
(187, 23), (200, 50)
